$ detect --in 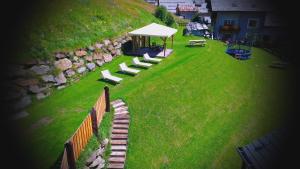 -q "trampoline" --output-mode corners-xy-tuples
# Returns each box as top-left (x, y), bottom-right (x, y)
(226, 42), (252, 60)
